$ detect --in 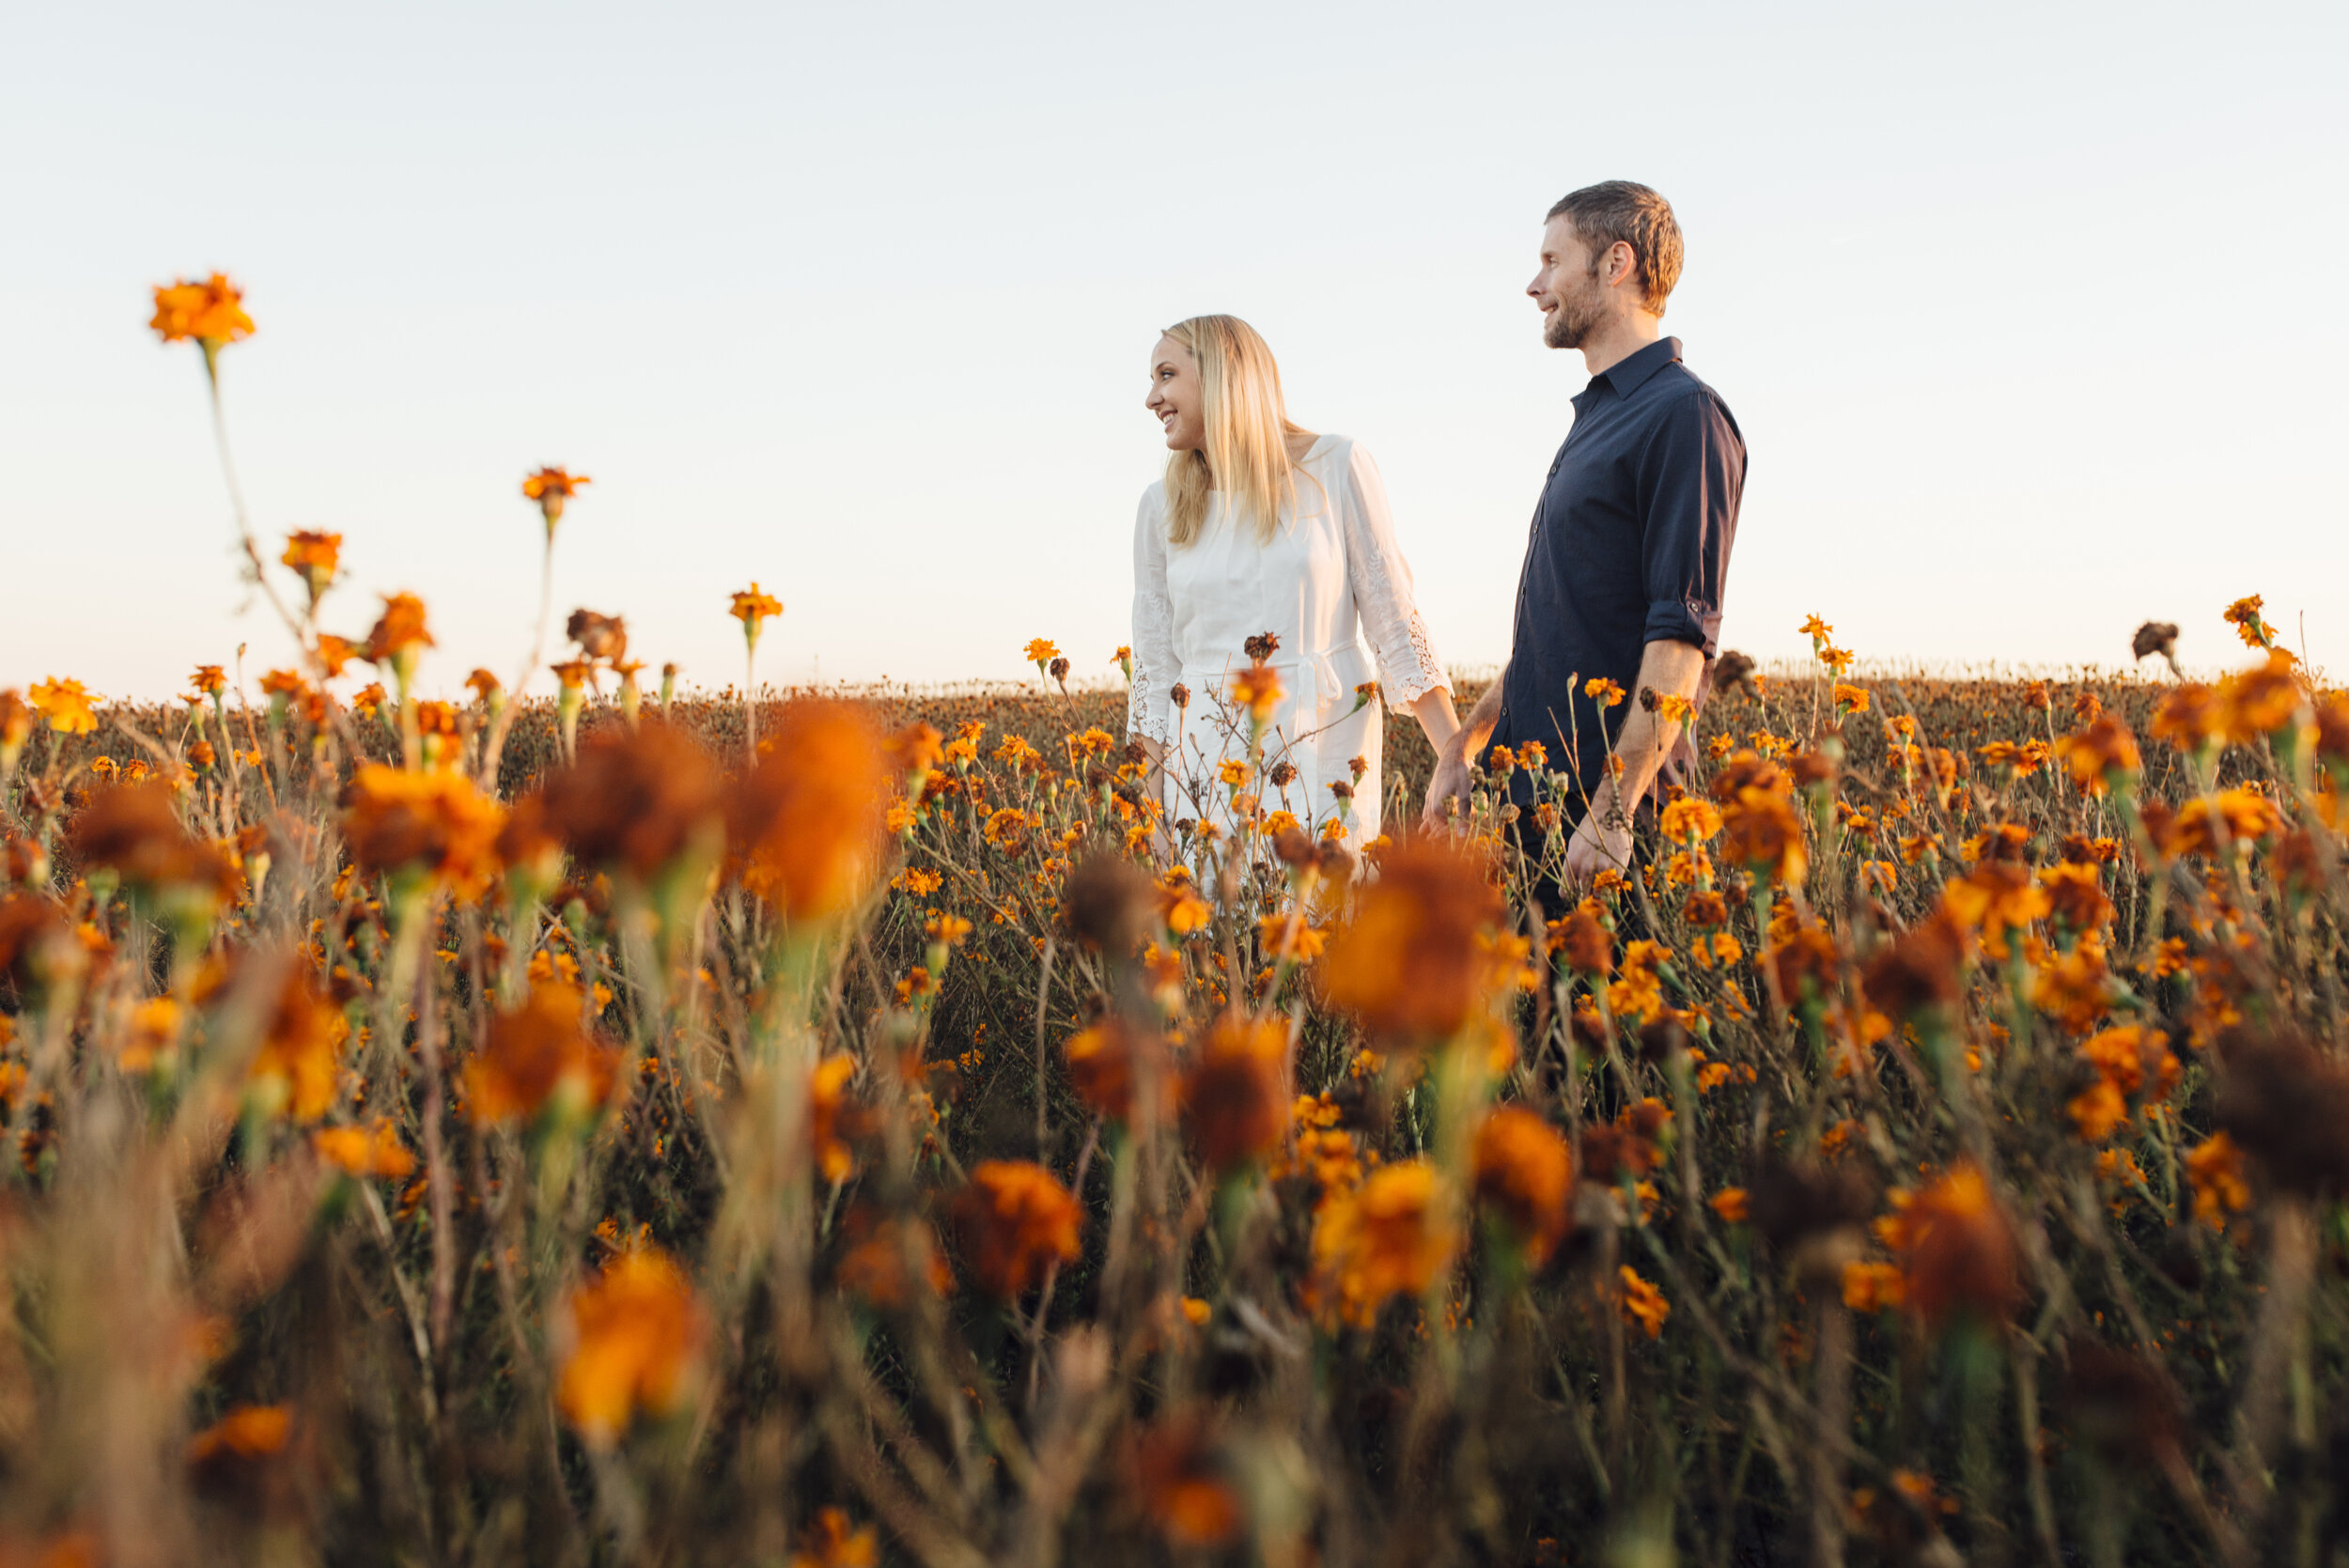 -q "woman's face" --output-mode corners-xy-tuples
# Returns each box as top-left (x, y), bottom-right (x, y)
(1145, 336), (1205, 452)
